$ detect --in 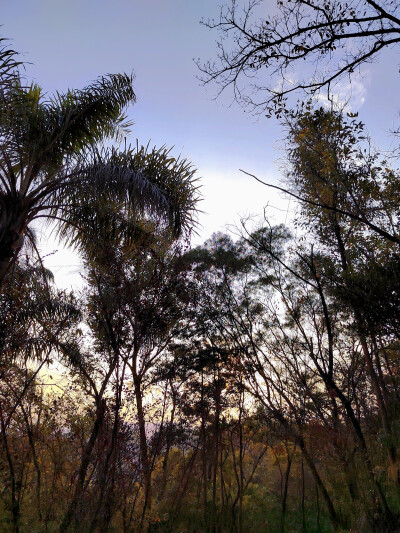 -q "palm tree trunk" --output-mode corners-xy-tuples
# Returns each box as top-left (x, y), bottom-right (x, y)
(0, 227), (24, 283)
(0, 201), (26, 285)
